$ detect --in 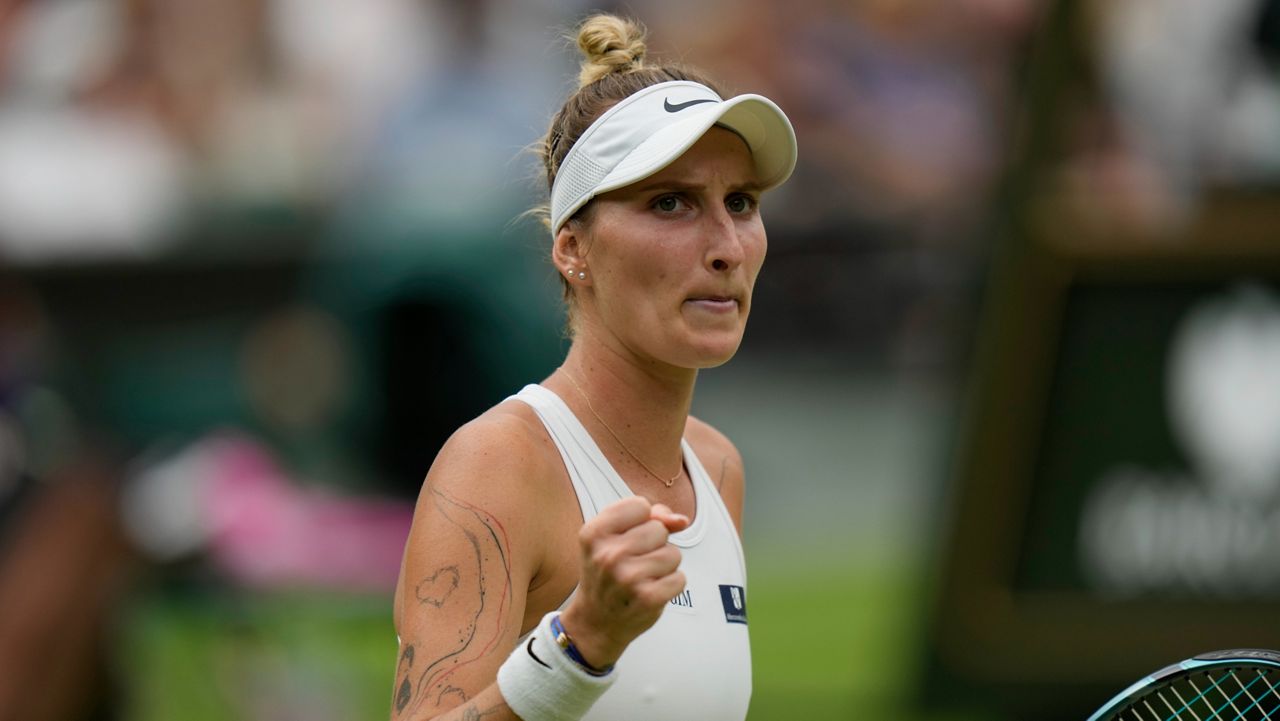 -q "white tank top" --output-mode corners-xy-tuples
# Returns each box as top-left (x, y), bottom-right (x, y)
(509, 384), (752, 720)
